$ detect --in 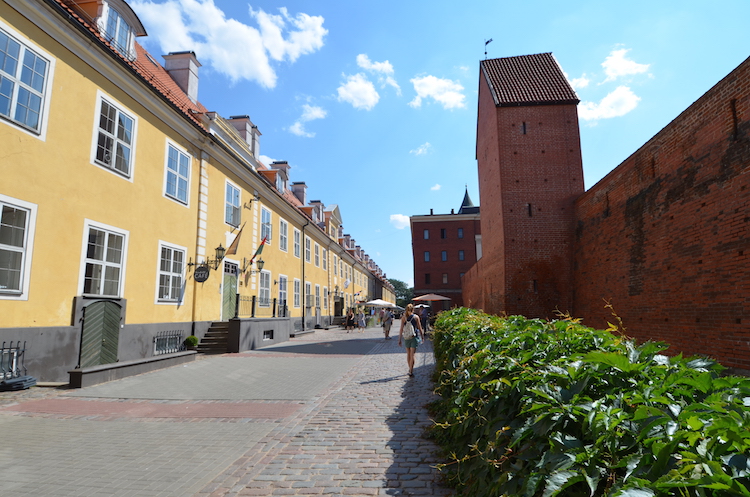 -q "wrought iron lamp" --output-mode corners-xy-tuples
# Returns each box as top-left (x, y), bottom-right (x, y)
(188, 244), (226, 271)
(241, 257), (265, 274)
